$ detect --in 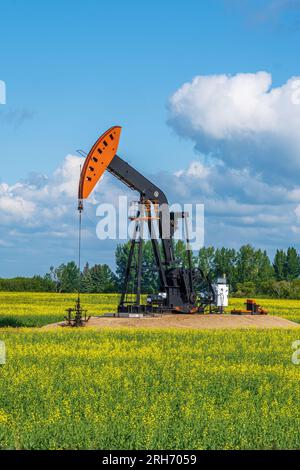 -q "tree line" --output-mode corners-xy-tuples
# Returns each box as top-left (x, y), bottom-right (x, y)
(1, 243), (300, 298)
